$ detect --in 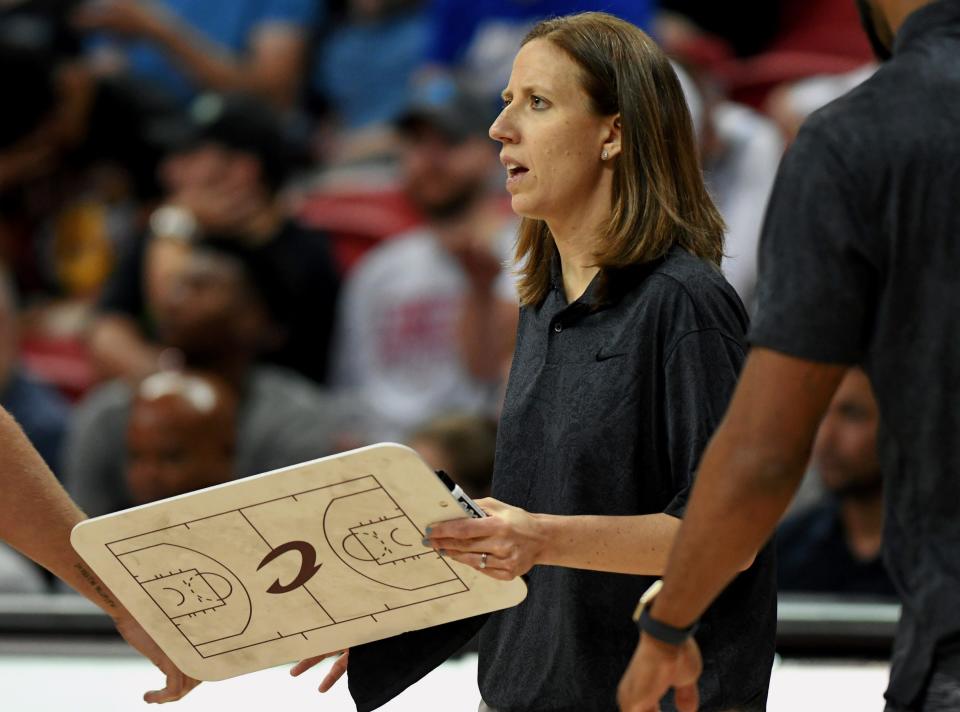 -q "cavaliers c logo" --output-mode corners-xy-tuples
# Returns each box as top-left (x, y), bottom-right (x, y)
(257, 541), (322, 594)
